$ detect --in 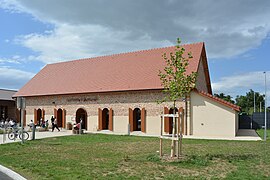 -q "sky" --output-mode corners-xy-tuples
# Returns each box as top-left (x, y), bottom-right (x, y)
(0, 0), (270, 104)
